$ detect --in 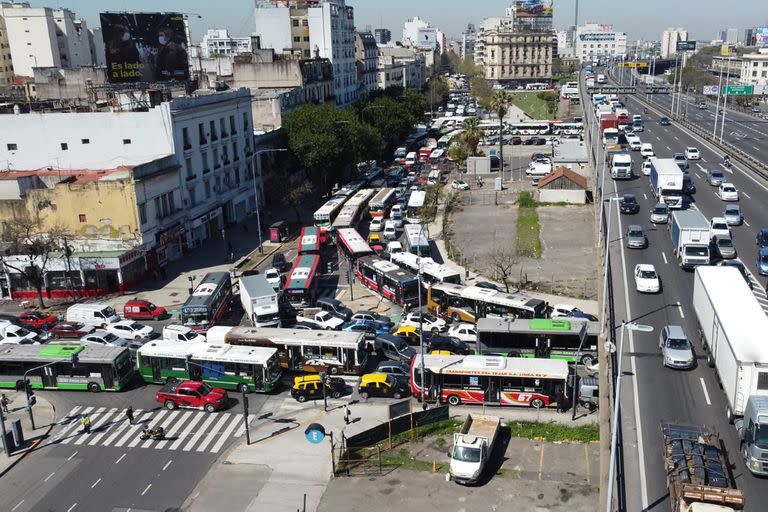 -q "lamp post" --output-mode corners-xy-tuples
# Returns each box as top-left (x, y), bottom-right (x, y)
(605, 322), (653, 512)
(416, 223), (429, 410)
(252, 148), (288, 254)
(600, 196), (622, 337)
